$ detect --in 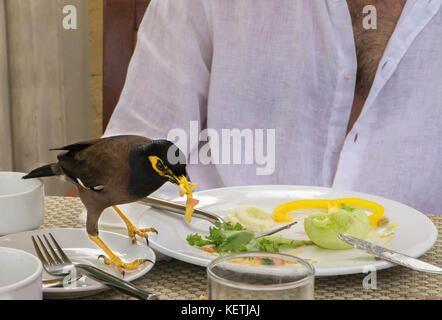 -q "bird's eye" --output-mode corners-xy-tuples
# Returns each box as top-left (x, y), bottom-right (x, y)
(156, 161), (165, 171)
